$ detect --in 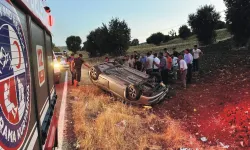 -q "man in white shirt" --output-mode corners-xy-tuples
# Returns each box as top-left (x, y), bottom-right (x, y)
(172, 52), (178, 80)
(179, 55), (188, 89)
(146, 52), (154, 74)
(192, 45), (203, 72)
(128, 55), (135, 68)
(149, 51), (154, 58)
(184, 49), (193, 84)
(153, 53), (160, 72)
